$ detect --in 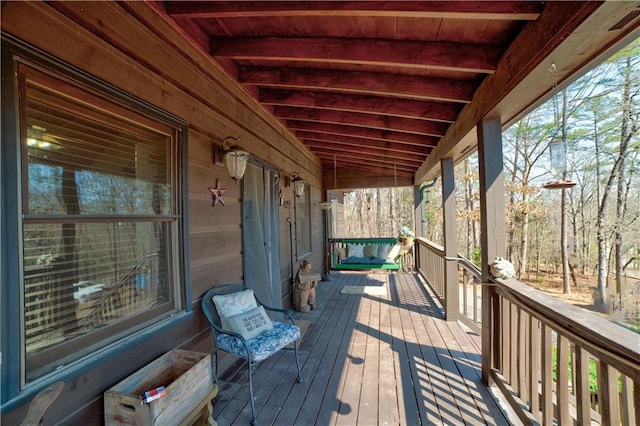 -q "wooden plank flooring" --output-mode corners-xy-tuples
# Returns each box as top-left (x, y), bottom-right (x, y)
(211, 272), (511, 425)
